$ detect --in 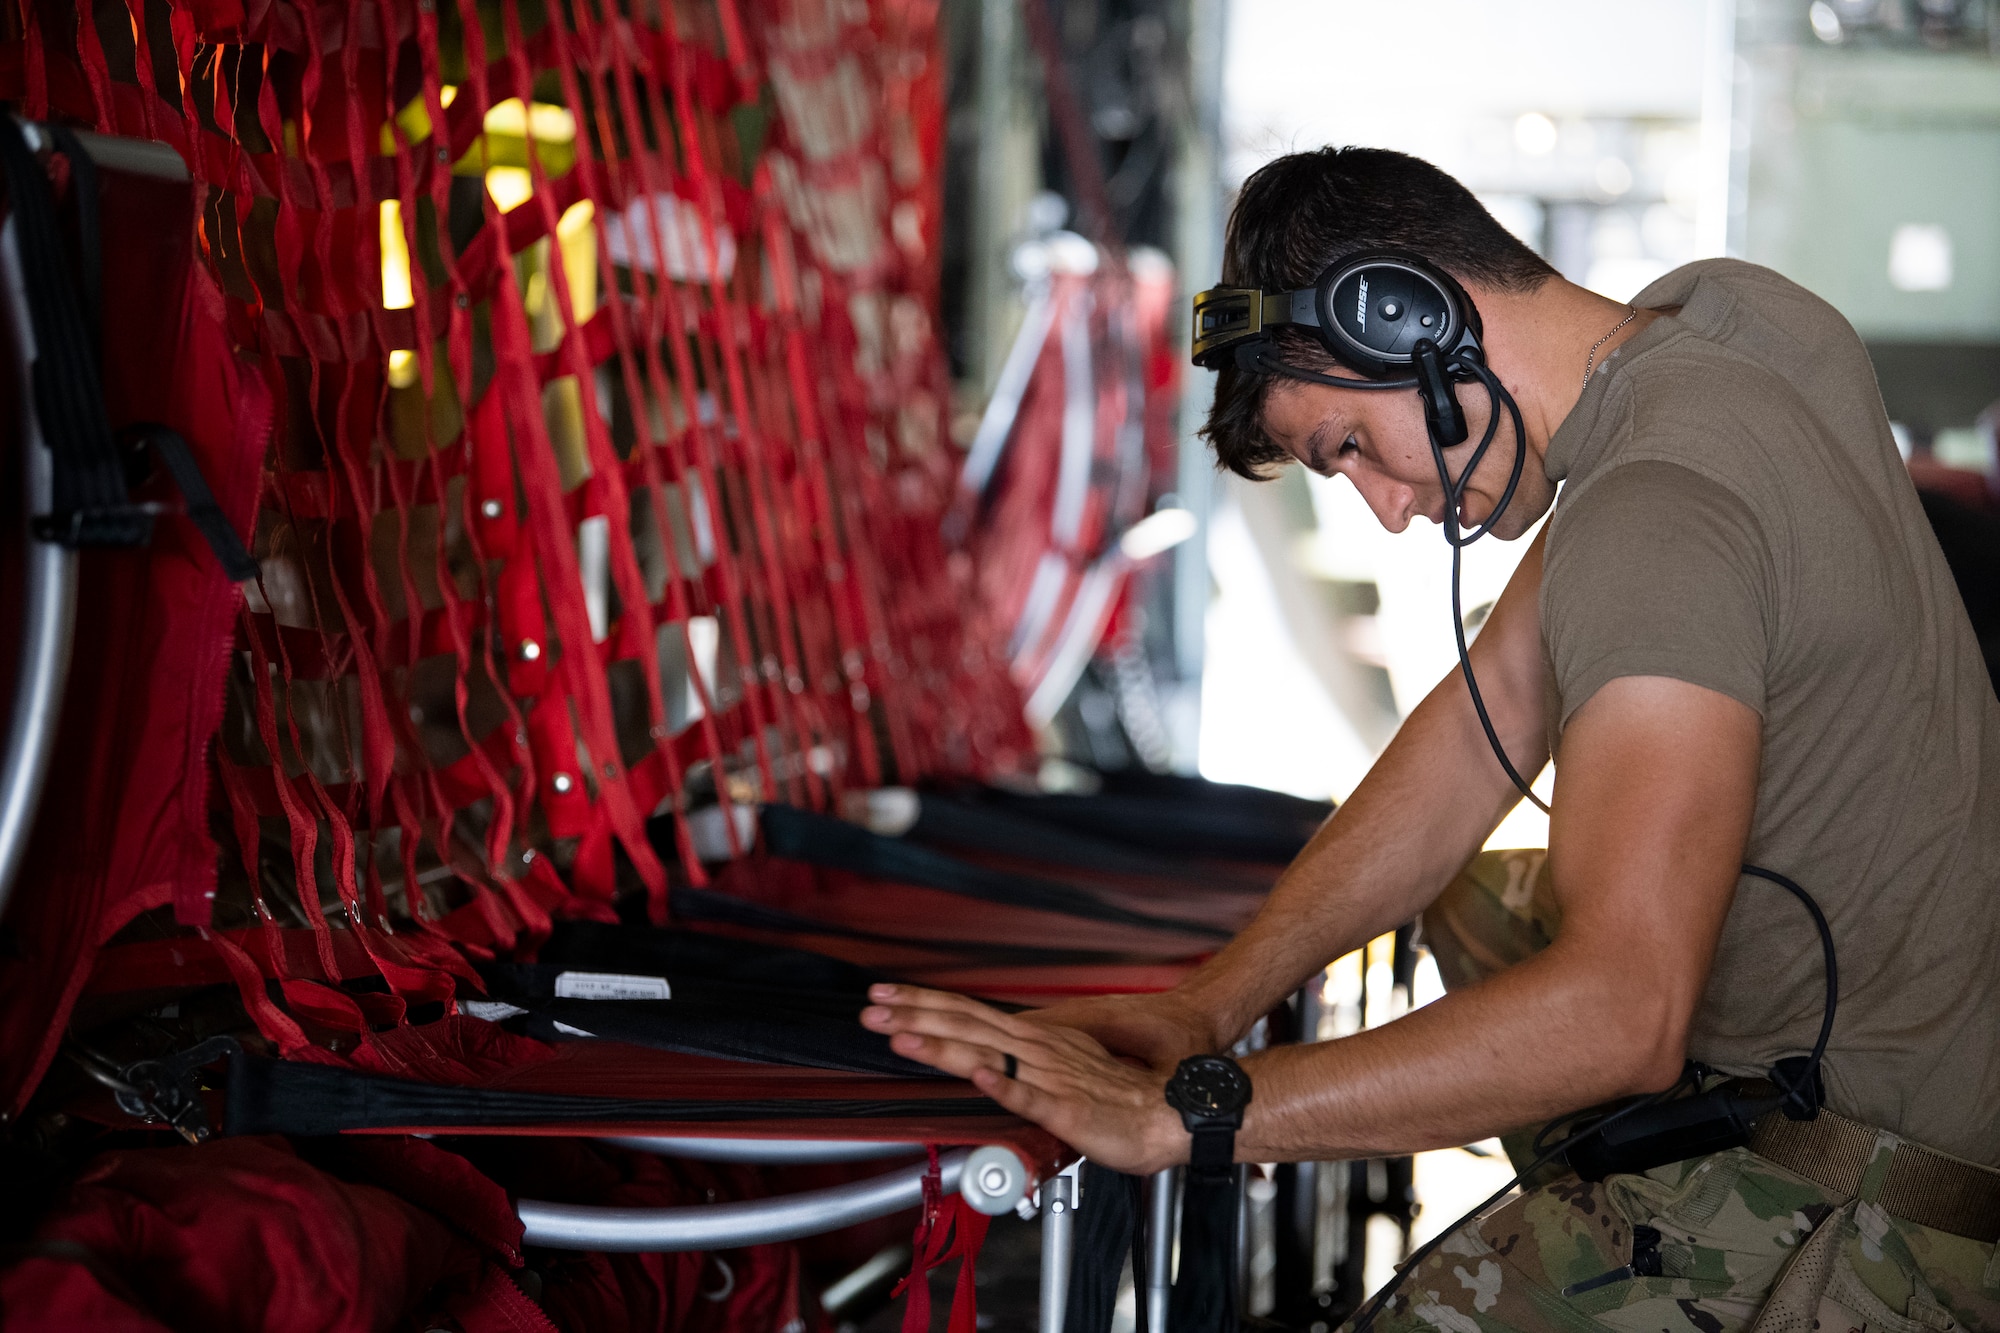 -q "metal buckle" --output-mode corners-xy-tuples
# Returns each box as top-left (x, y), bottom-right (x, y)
(68, 1035), (241, 1143)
